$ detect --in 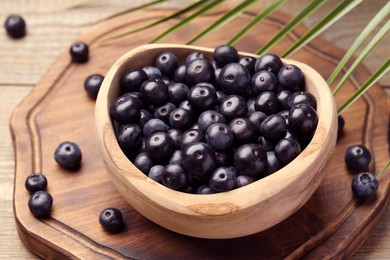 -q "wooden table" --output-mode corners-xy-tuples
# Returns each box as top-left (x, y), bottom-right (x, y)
(1, 0), (389, 258)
